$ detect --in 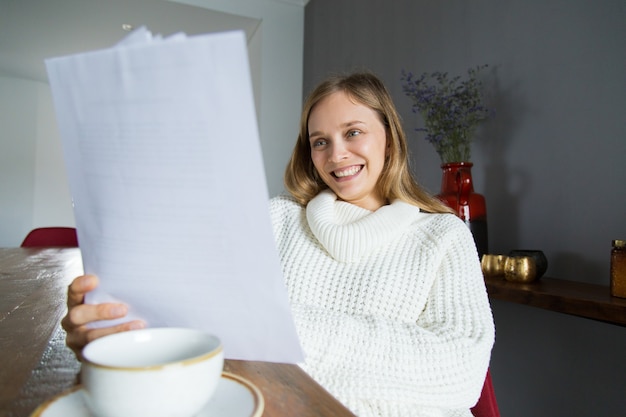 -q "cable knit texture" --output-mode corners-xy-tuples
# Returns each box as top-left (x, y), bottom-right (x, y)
(270, 190), (495, 417)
